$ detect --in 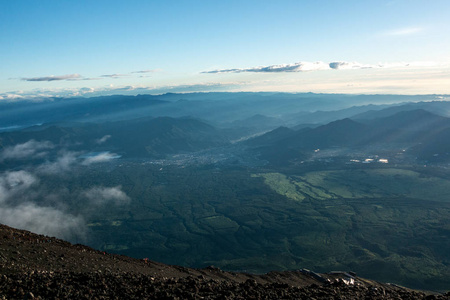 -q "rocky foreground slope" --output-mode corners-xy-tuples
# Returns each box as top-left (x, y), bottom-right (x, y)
(0, 224), (448, 299)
